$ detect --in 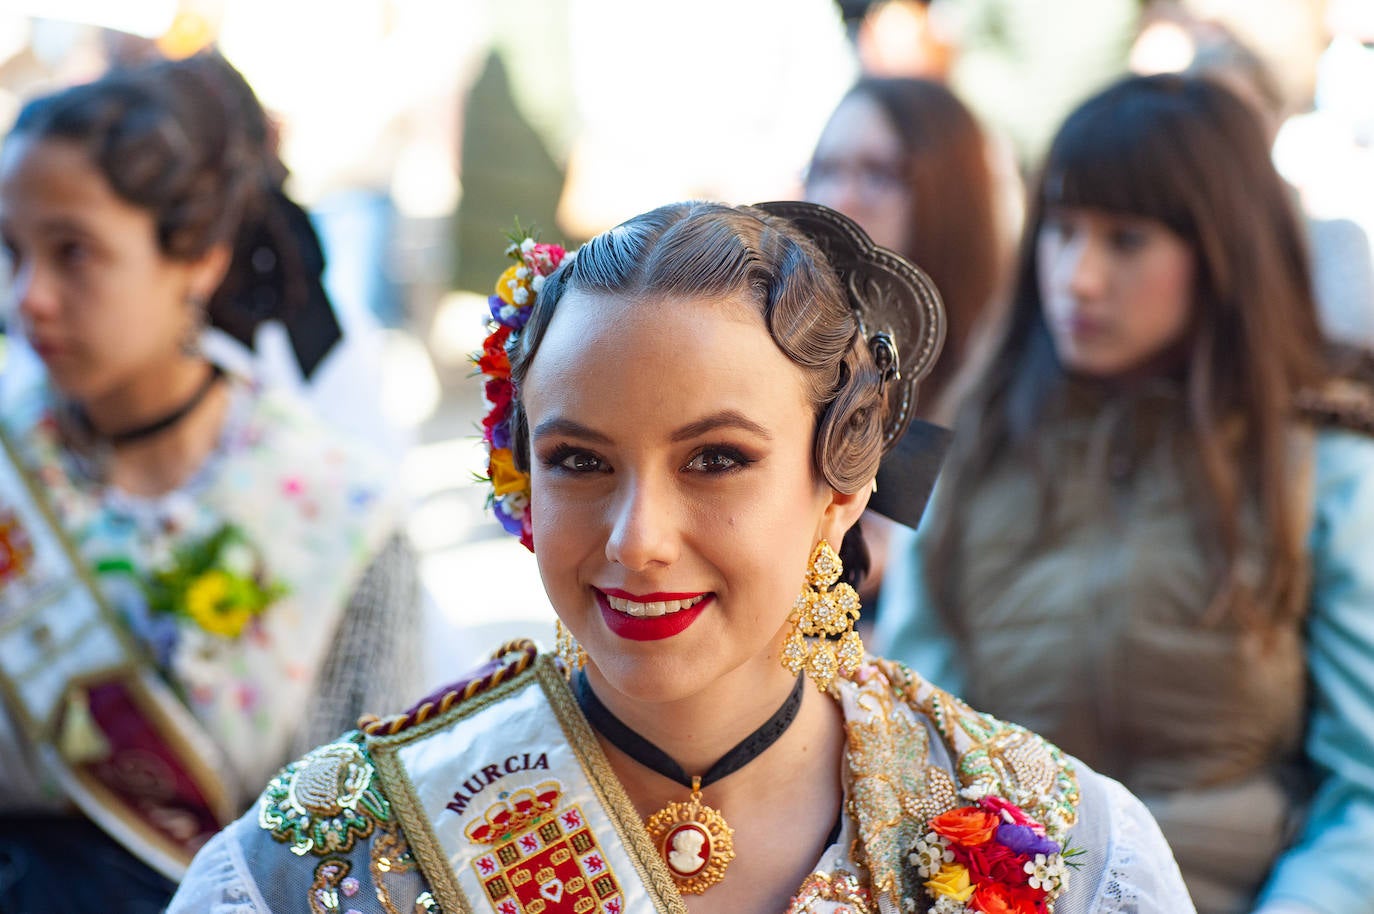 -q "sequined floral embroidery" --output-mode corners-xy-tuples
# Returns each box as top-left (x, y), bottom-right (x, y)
(309, 858), (354, 914)
(260, 736), (393, 856)
(841, 664), (932, 905)
(788, 870), (874, 913)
